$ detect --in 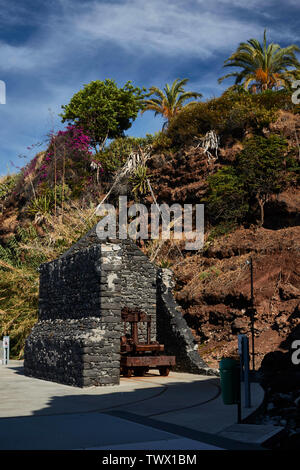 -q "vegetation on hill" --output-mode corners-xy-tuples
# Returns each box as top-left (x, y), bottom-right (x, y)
(141, 78), (202, 129)
(166, 88), (299, 147)
(219, 30), (300, 91)
(1, 32), (300, 359)
(61, 79), (147, 152)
